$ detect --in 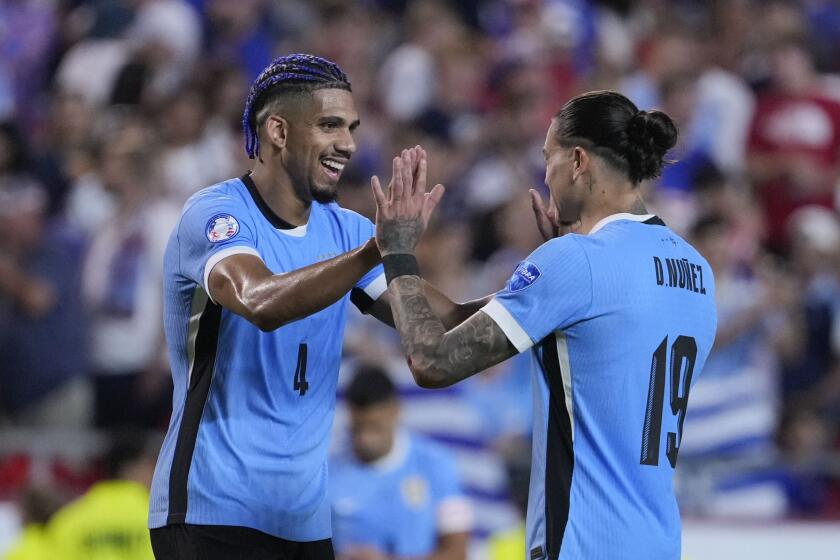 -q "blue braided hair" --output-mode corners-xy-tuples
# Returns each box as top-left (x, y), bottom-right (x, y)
(242, 53), (351, 159)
